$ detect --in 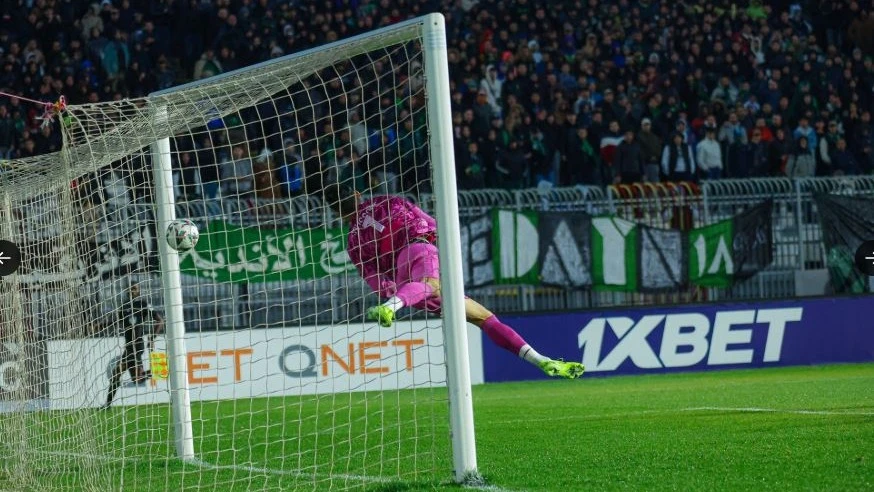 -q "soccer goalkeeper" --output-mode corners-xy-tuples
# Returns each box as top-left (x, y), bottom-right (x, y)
(103, 283), (164, 409)
(324, 184), (584, 379)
